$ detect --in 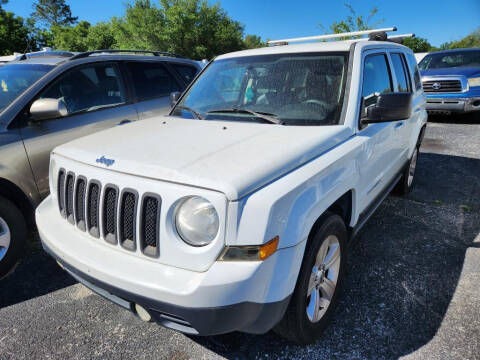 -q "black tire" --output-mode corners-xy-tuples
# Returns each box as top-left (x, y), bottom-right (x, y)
(0, 196), (27, 278)
(274, 212), (347, 344)
(395, 145), (419, 196)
